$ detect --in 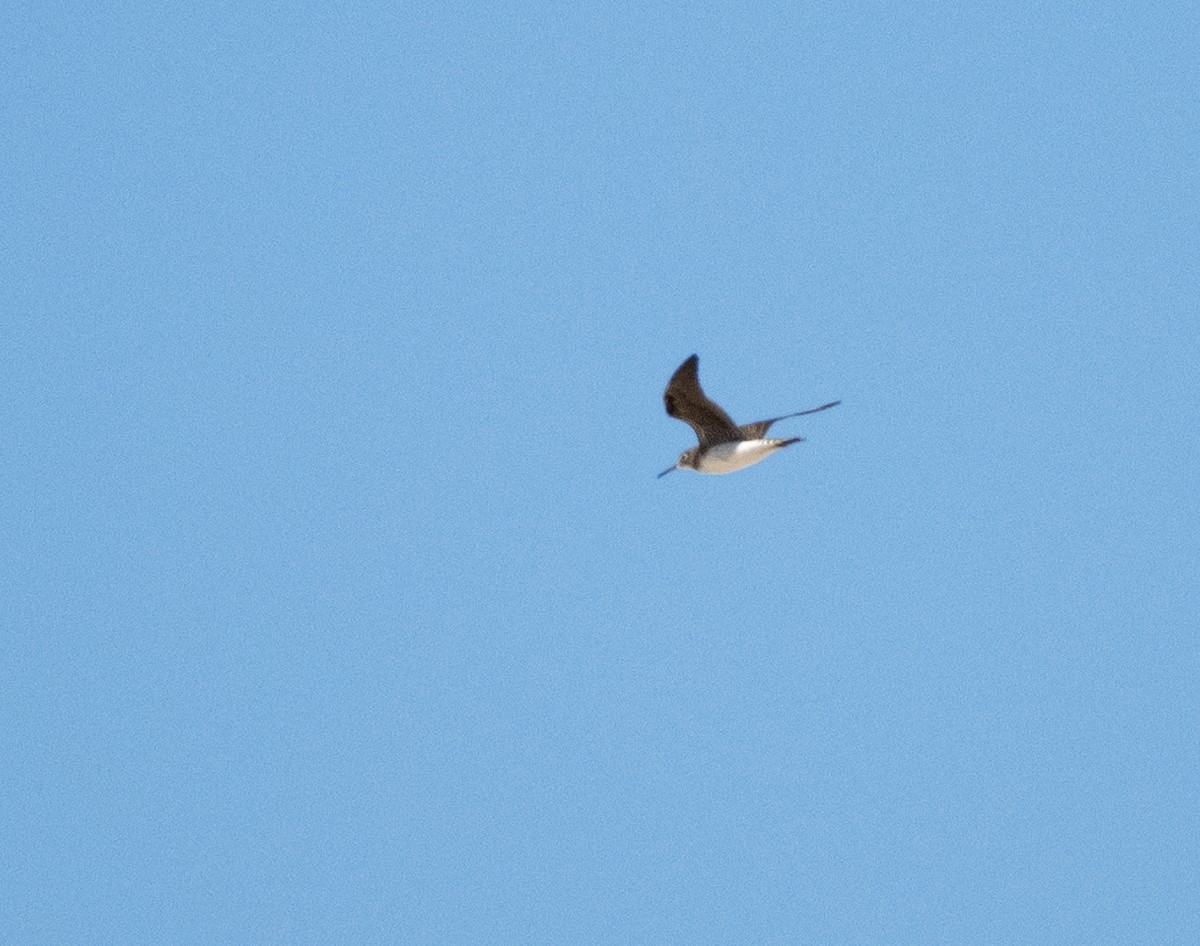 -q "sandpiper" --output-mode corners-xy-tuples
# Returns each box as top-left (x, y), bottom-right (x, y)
(658, 354), (839, 477)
